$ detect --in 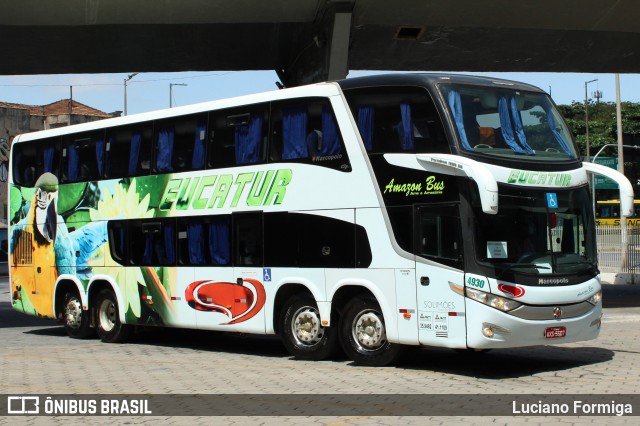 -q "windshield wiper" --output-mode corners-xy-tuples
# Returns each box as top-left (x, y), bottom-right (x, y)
(497, 263), (550, 279)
